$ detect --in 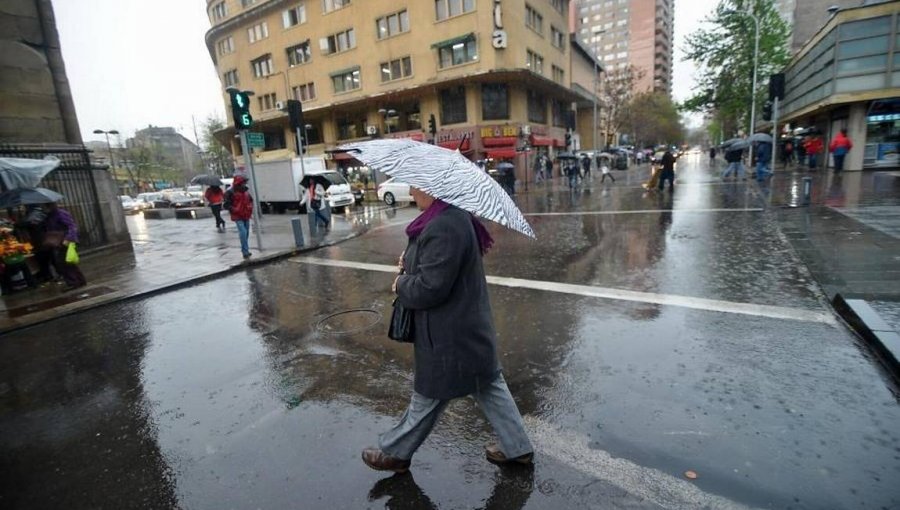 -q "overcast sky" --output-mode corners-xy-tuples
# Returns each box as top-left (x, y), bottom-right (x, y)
(54, 0), (713, 146)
